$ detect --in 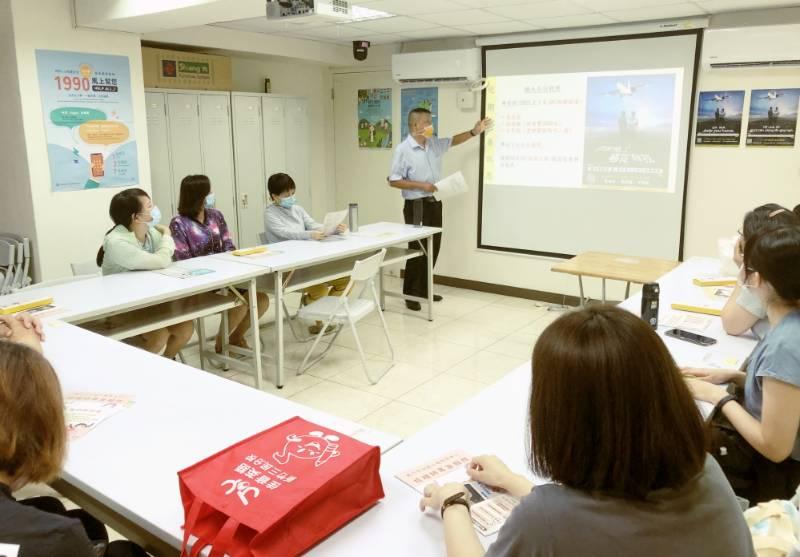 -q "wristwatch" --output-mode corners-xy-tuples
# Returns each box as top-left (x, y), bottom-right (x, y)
(441, 491), (470, 518)
(469, 129), (477, 136)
